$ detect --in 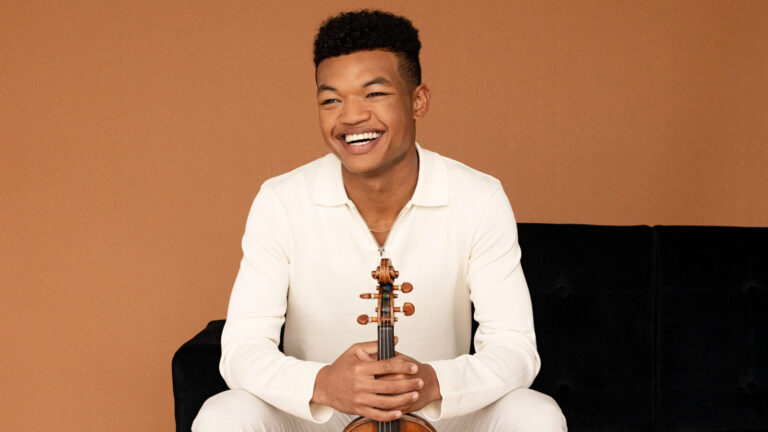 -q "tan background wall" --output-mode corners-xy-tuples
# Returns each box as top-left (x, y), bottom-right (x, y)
(1, 1), (766, 430)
